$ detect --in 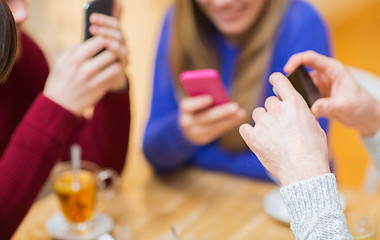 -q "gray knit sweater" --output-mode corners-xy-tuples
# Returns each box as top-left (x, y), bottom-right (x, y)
(279, 130), (380, 239)
(280, 174), (352, 239)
